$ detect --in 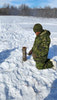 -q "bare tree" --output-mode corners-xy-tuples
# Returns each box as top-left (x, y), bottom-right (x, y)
(0, 4), (57, 18)
(19, 4), (31, 16)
